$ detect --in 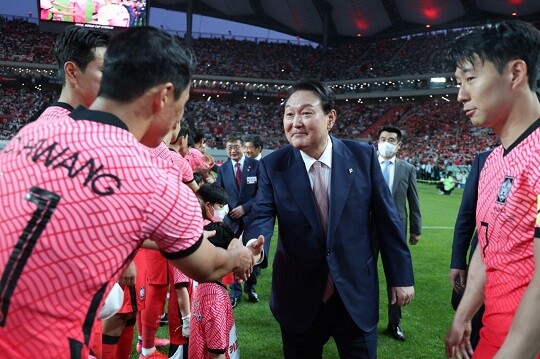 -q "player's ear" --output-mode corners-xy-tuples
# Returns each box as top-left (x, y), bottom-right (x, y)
(64, 61), (78, 86)
(151, 83), (173, 114)
(509, 59), (528, 90)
